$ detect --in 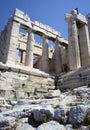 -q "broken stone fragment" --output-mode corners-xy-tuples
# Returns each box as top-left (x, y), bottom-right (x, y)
(45, 89), (61, 98)
(32, 108), (54, 122)
(0, 116), (16, 129)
